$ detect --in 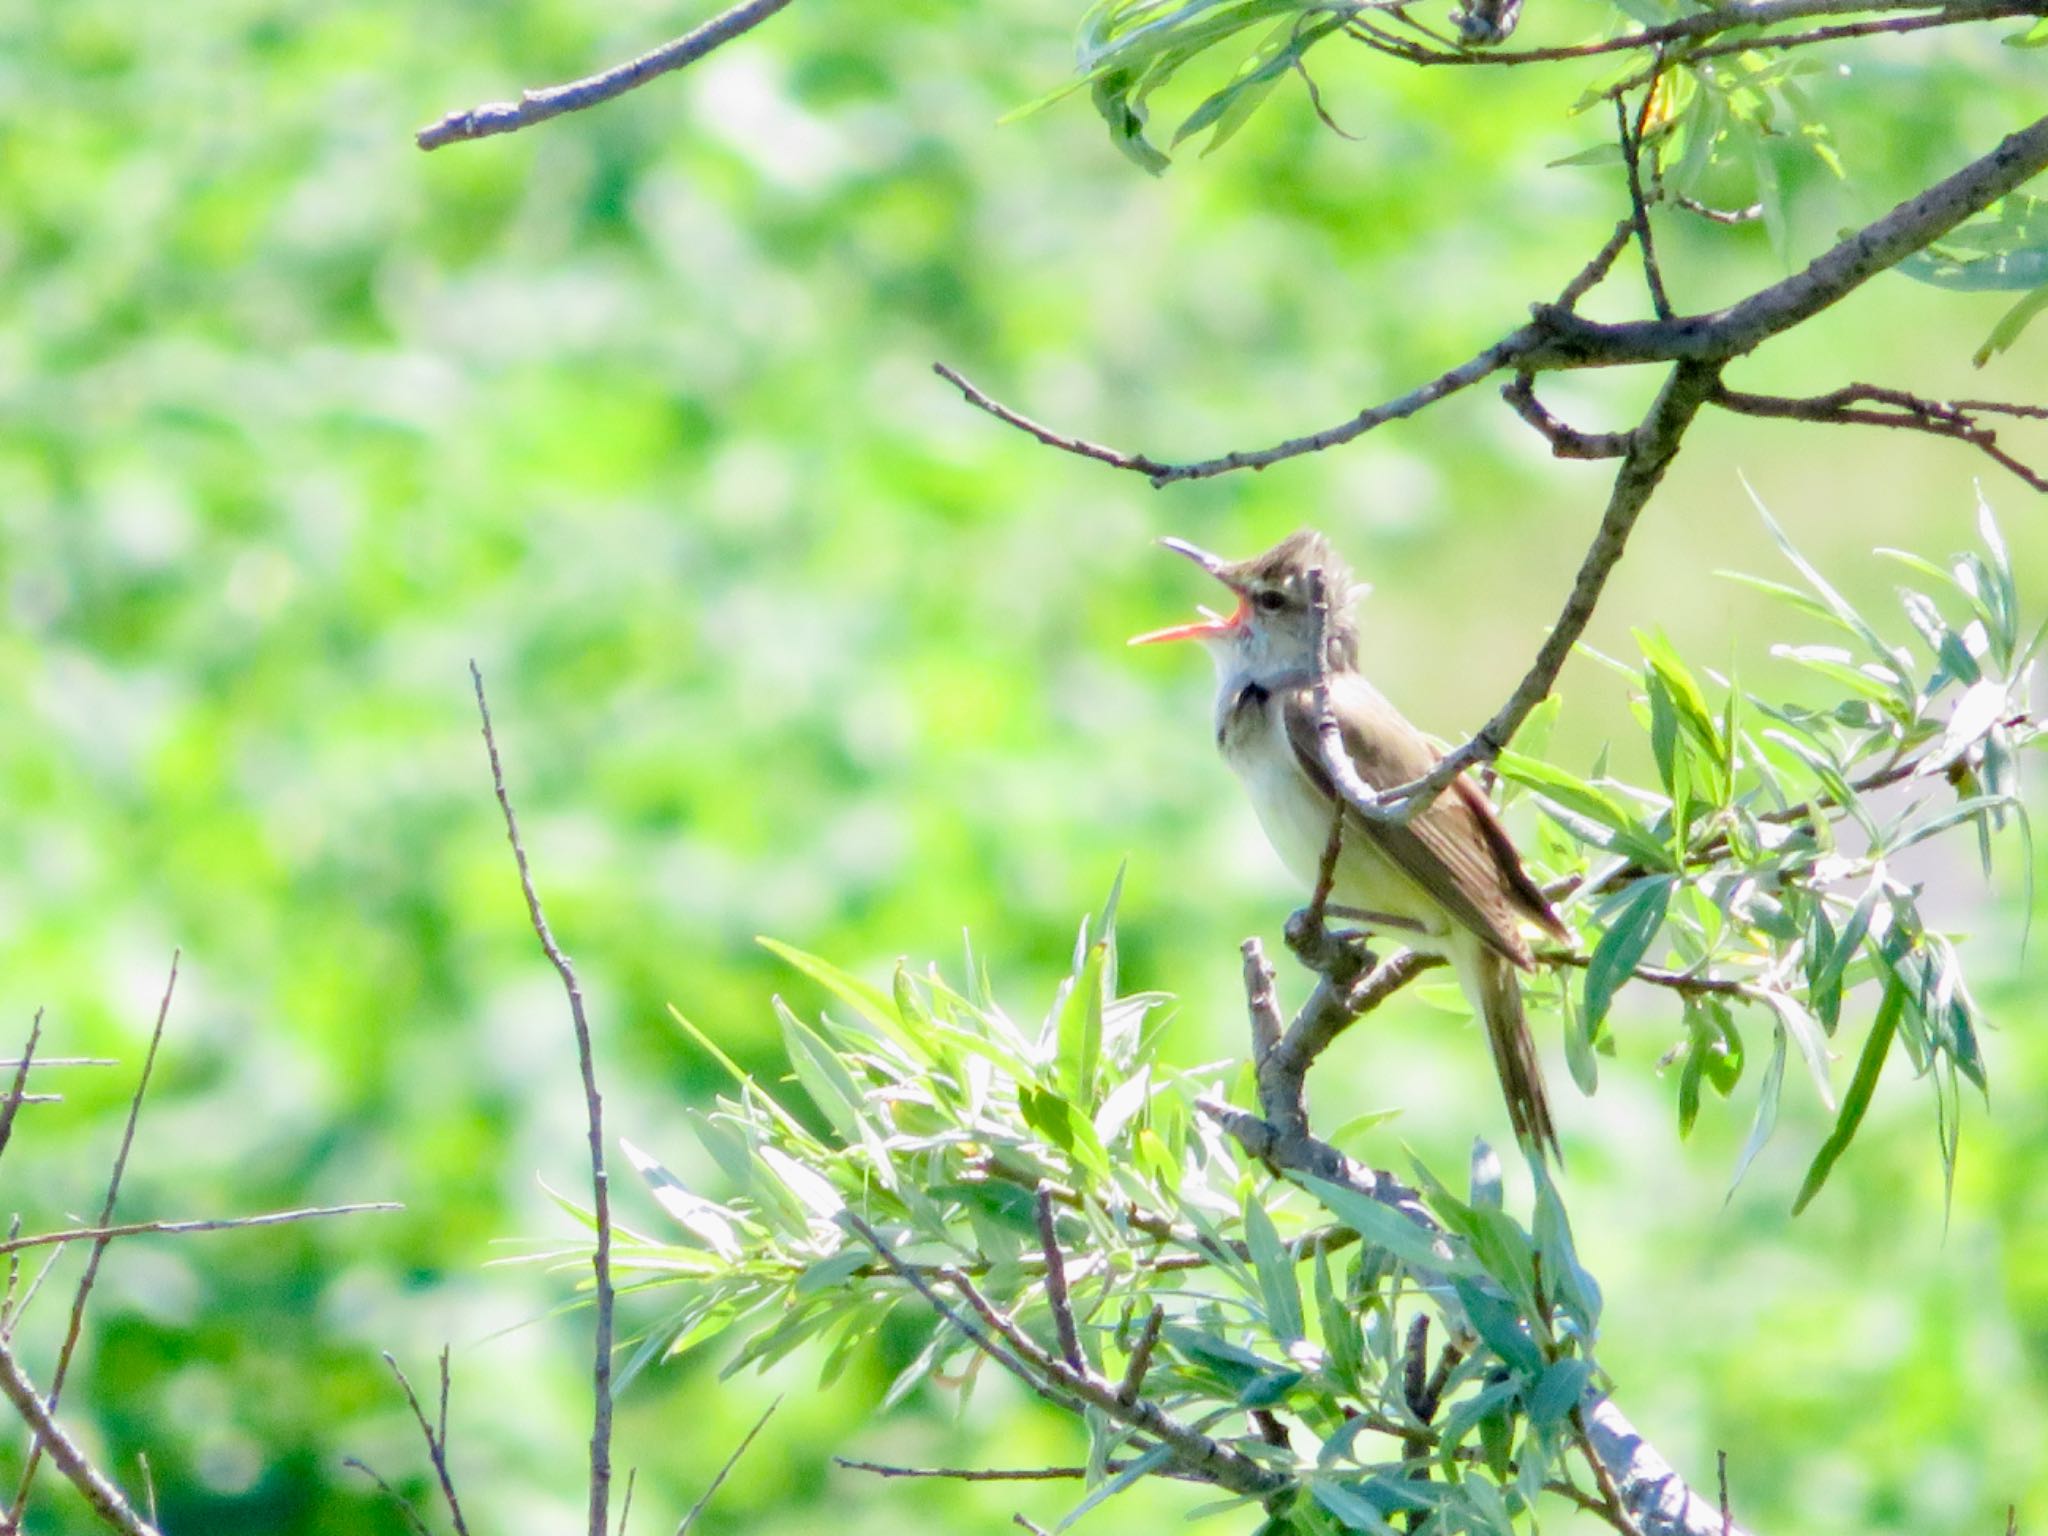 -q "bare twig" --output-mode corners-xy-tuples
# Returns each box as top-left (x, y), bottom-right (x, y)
(342, 1457), (435, 1536)
(1243, 940), (1287, 1066)
(1558, 217), (1643, 311)
(471, 663), (615, 1536)
(1713, 382), (2048, 491)
(0, 1204), (401, 1259)
(1118, 1305), (1165, 1405)
(1034, 1186), (1084, 1373)
(1543, 950), (1755, 999)
(946, 113), (2048, 490)
(417, 0), (799, 149)
(10, 956), (178, 1524)
(1344, 0), (2038, 68)
(844, 1214), (1287, 1498)
(931, 363), (1171, 476)
(1675, 195), (1763, 225)
(0, 1336), (160, 1536)
(1582, 1395), (1756, 1536)
(1410, 358), (1721, 803)
(1616, 92), (1674, 321)
(835, 1457), (1198, 1482)
(380, 1351), (472, 1536)
(1147, 330), (1529, 484)
(1576, 1405), (1650, 1536)
(674, 1397), (780, 1535)
(1503, 374), (1635, 459)
(0, 1013), (43, 1170)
